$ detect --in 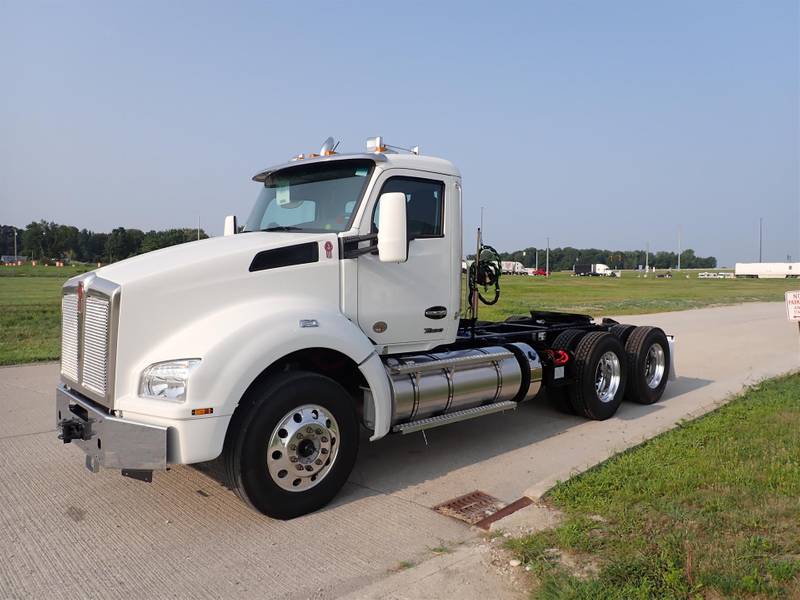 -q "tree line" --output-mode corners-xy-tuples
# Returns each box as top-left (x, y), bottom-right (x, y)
(0, 222), (209, 263)
(1, 221), (717, 271)
(489, 246), (716, 271)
